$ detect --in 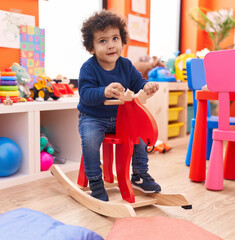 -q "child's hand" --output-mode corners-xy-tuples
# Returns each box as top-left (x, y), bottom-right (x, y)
(105, 83), (125, 99)
(143, 82), (159, 96)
